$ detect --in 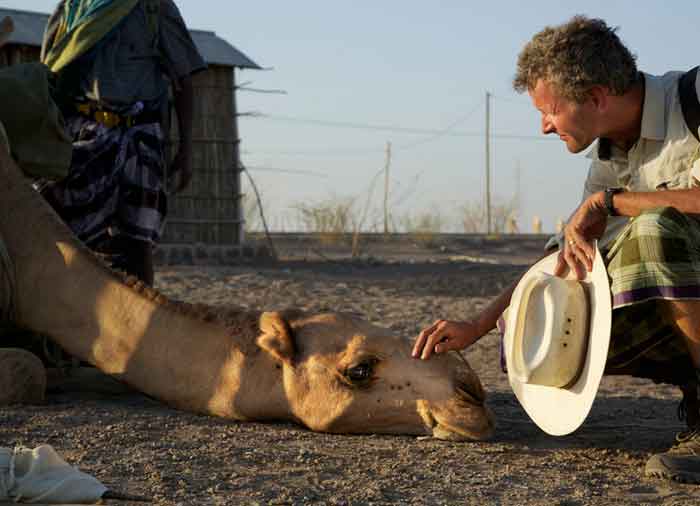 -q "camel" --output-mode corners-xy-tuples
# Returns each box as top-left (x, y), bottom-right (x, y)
(0, 131), (495, 441)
